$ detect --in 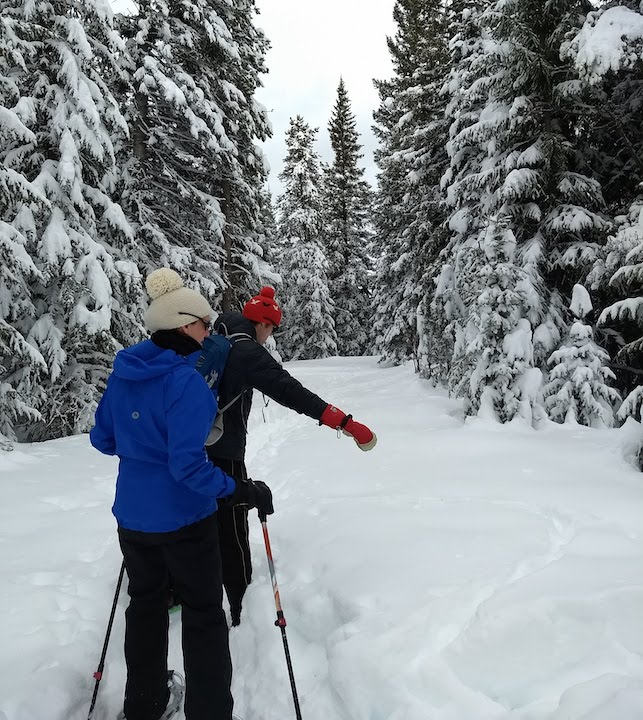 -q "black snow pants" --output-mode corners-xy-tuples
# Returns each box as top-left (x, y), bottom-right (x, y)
(118, 512), (233, 720)
(208, 457), (252, 622)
